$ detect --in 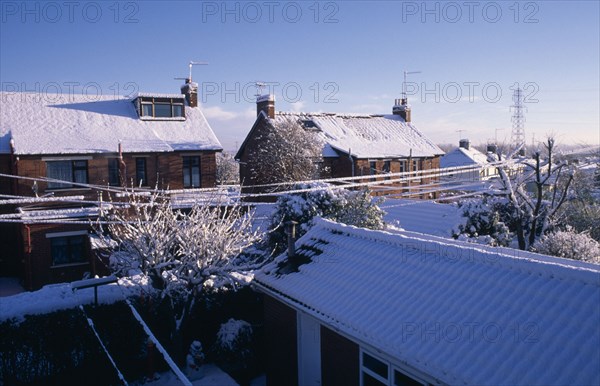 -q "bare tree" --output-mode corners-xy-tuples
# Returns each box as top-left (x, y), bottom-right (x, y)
(216, 151), (240, 185)
(246, 121), (324, 190)
(497, 138), (573, 250)
(94, 190), (264, 337)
